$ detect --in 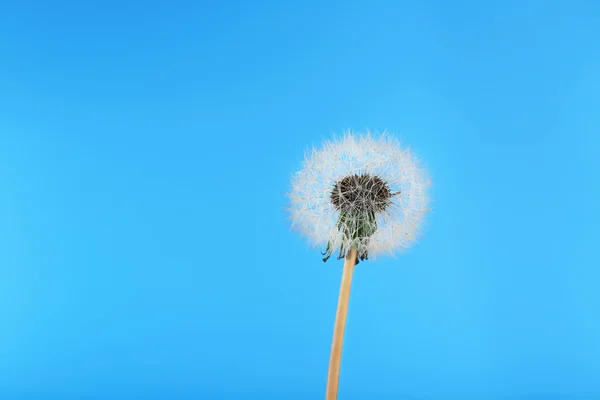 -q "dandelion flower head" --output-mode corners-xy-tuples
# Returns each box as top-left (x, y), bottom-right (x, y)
(288, 131), (430, 263)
